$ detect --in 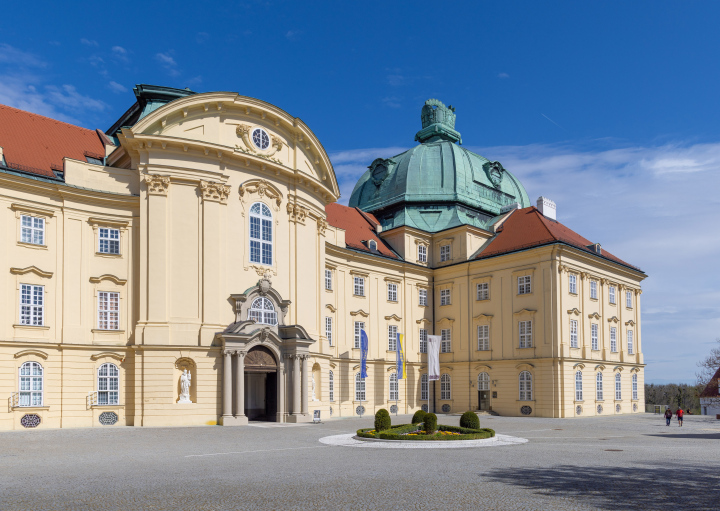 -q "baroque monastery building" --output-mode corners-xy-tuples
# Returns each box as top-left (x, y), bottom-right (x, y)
(0, 86), (646, 430)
